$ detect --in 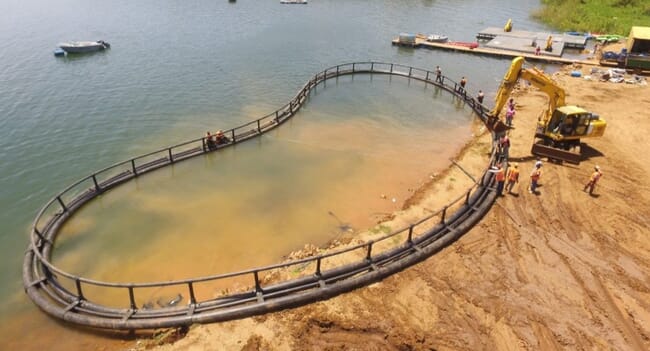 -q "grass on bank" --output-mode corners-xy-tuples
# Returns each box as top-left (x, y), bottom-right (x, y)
(533, 0), (650, 35)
